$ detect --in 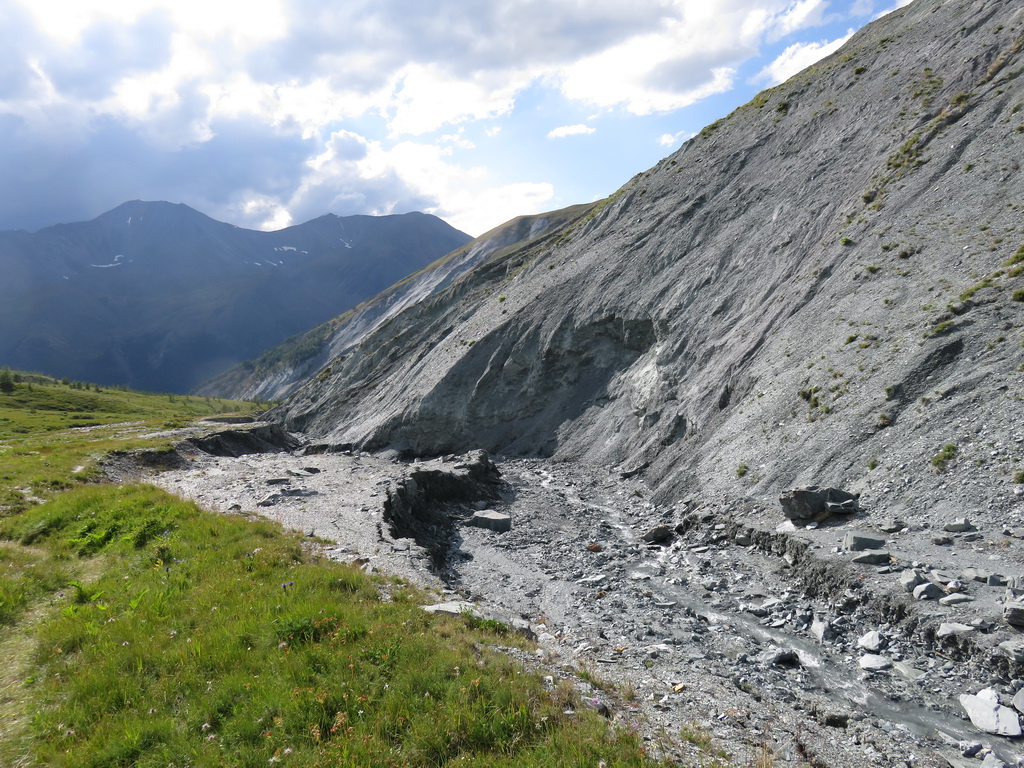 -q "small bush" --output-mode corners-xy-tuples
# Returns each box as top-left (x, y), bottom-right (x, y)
(931, 443), (957, 471)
